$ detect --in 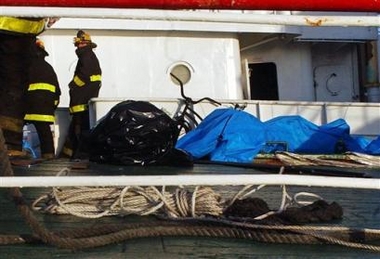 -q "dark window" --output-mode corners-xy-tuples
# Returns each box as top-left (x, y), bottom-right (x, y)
(249, 62), (279, 100)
